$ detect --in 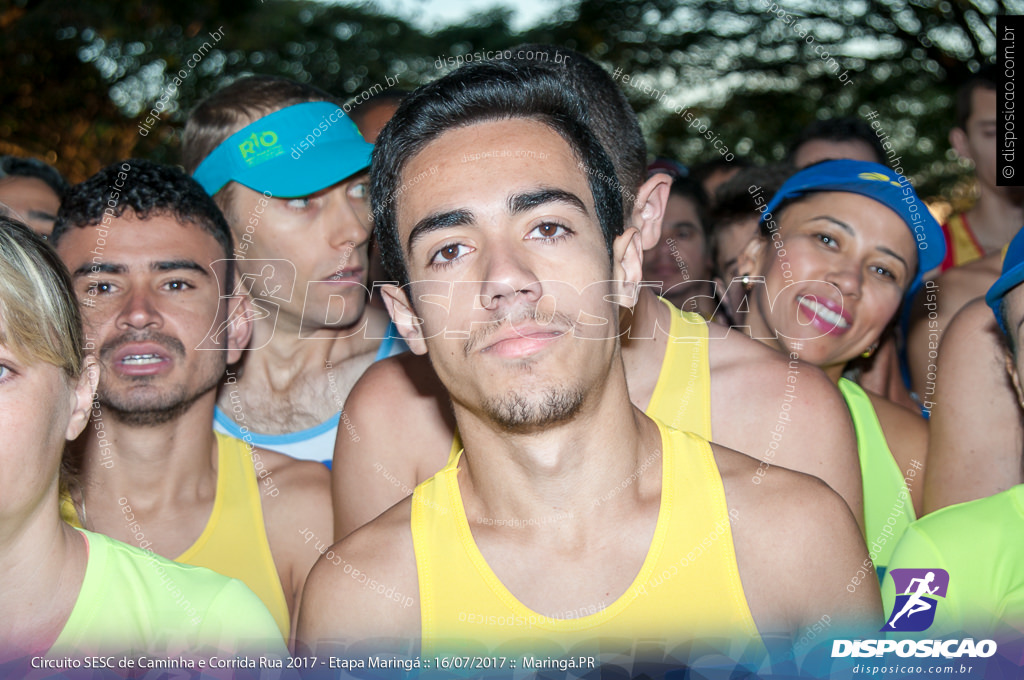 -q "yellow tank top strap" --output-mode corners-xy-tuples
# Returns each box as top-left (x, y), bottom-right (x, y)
(412, 420), (763, 660)
(57, 433), (290, 639)
(946, 213), (984, 268)
(646, 297), (712, 439)
(175, 432), (290, 639)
